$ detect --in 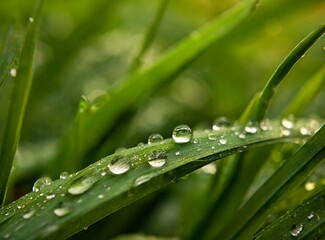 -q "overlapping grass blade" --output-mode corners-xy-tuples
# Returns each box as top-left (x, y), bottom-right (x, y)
(255, 185), (325, 239)
(58, 0), (258, 168)
(0, 0), (44, 205)
(0, 119), (312, 239)
(218, 124), (325, 239)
